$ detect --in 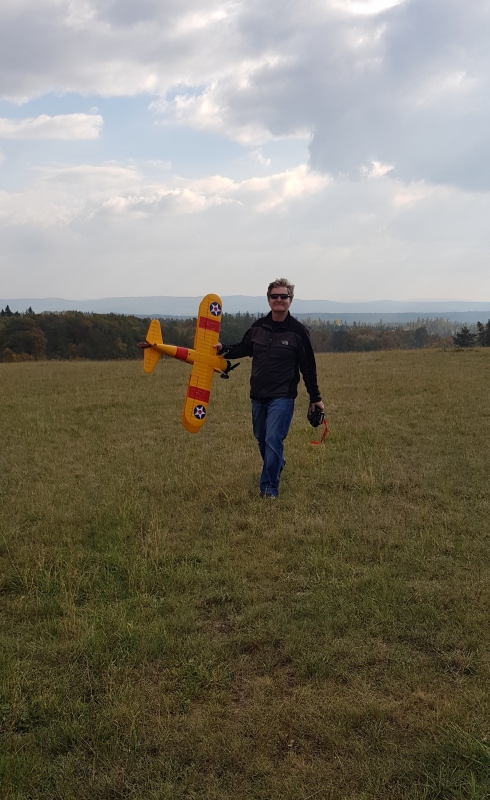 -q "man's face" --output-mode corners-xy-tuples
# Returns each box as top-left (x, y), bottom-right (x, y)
(267, 288), (292, 313)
